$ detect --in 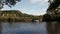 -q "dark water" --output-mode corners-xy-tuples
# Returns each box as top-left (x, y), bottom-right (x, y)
(1, 21), (60, 34)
